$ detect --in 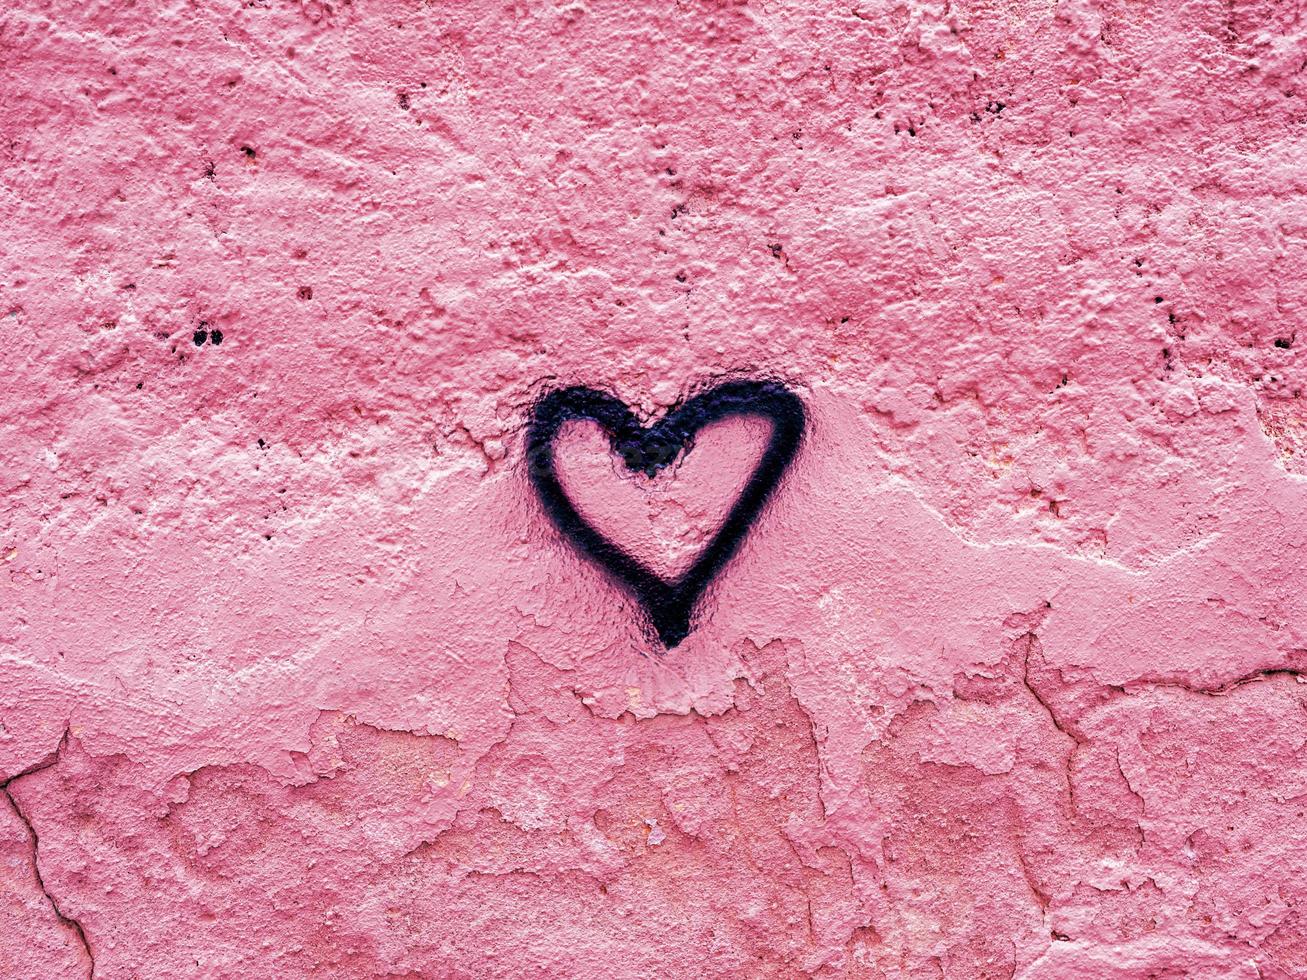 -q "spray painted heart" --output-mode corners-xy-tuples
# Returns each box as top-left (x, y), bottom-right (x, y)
(526, 380), (805, 647)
